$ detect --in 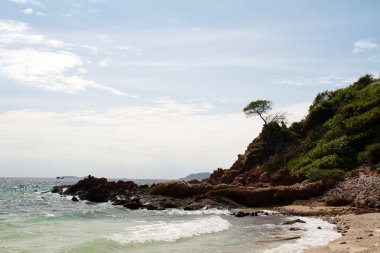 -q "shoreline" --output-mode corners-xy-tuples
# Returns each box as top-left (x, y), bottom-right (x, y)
(271, 205), (380, 253)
